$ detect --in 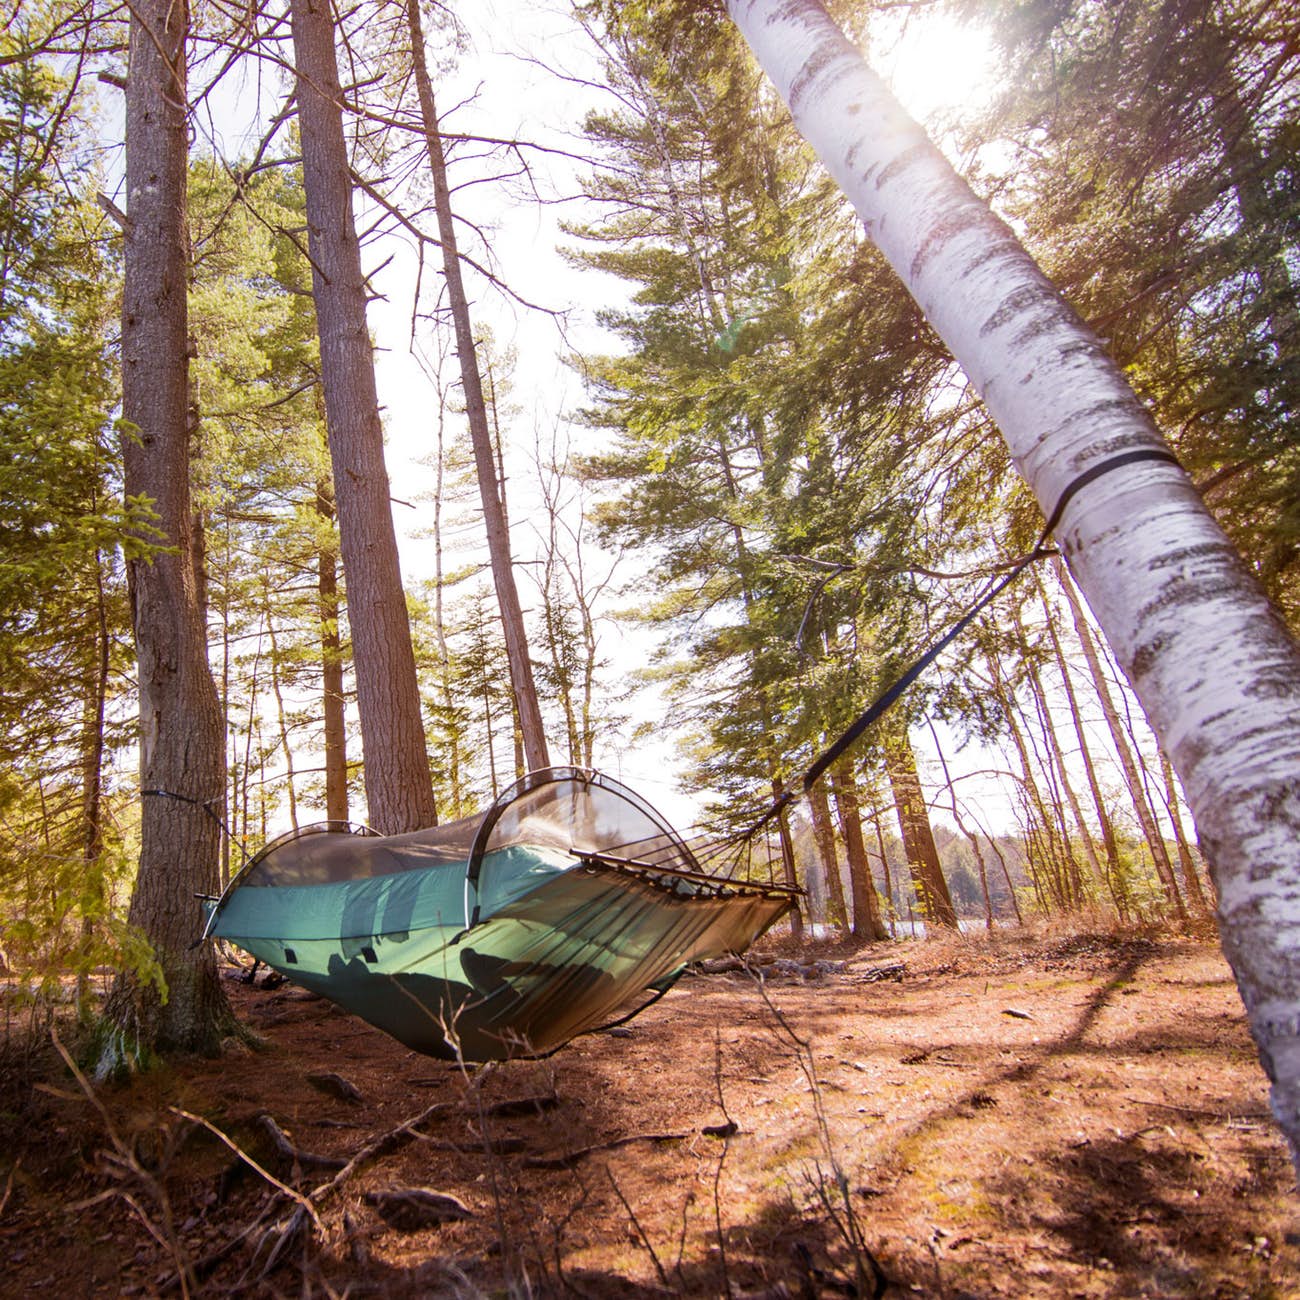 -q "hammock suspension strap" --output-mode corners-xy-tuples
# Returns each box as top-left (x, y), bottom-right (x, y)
(741, 447), (1181, 844)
